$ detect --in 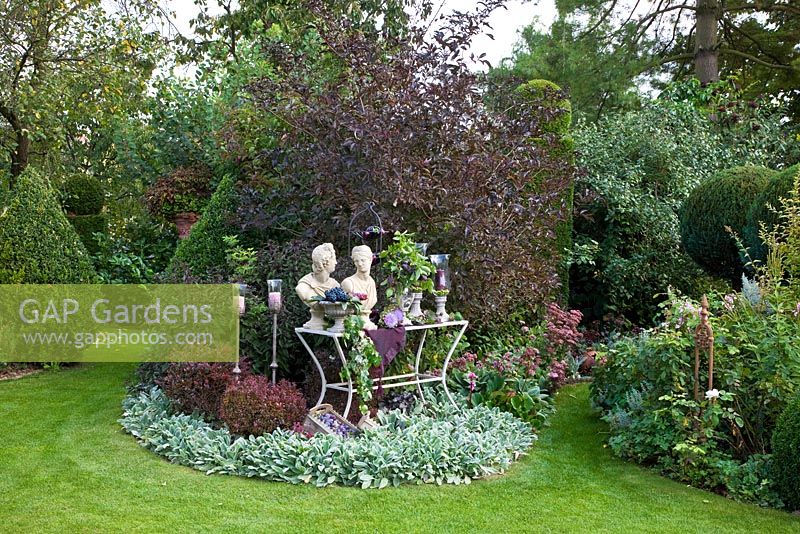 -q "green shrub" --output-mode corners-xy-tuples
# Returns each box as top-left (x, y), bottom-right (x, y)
(235, 239), (315, 380)
(123, 215), (179, 275)
(515, 79), (572, 135)
(62, 173), (104, 215)
(168, 173), (237, 277)
(772, 393), (800, 511)
(91, 216), (178, 283)
(744, 164), (800, 262)
(573, 87), (796, 323)
(92, 232), (155, 283)
(591, 289), (800, 506)
(68, 214), (107, 254)
(0, 170), (10, 206)
(714, 455), (783, 508)
(60, 174), (107, 253)
(516, 80), (573, 302)
(781, 173), (800, 285)
(680, 166), (774, 281)
(0, 168), (96, 283)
